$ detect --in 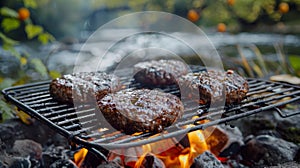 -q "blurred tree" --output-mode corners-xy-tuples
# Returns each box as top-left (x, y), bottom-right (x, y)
(85, 0), (300, 32)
